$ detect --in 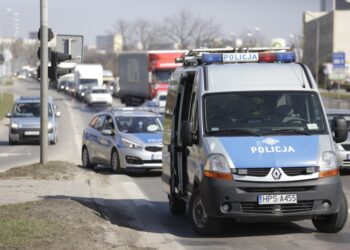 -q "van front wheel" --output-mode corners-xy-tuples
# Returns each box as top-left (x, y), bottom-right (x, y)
(189, 191), (222, 235)
(312, 192), (348, 233)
